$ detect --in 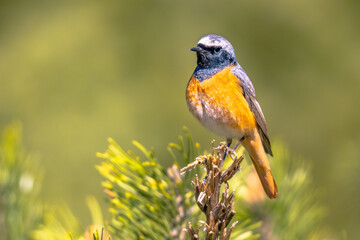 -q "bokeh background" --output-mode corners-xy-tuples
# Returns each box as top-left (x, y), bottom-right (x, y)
(0, 0), (359, 238)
